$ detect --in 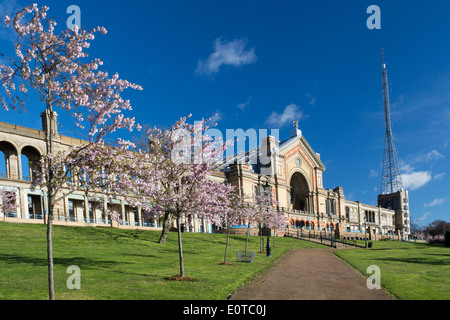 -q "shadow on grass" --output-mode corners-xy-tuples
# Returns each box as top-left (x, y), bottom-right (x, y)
(61, 225), (160, 244)
(424, 253), (450, 257)
(374, 256), (449, 266)
(0, 253), (128, 270)
(123, 253), (160, 259)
